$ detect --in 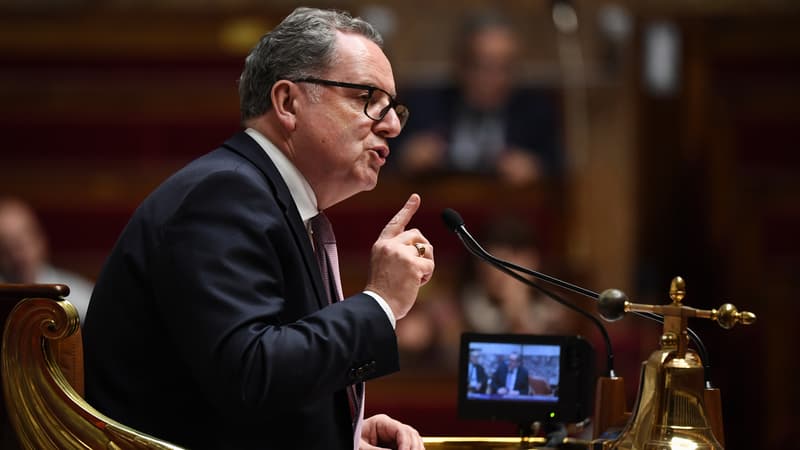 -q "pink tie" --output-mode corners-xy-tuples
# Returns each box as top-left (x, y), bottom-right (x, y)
(310, 213), (364, 449)
(310, 213), (343, 303)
